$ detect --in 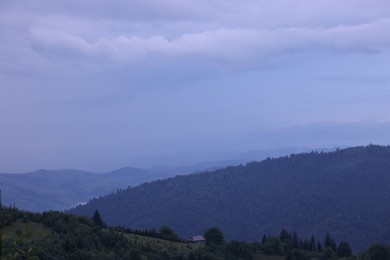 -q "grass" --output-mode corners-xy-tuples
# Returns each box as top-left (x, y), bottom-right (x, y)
(3, 220), (282, 259)
(125, 233), (203, 256)
(3, 220), (51, 241)
(3, 220), (203, 257)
